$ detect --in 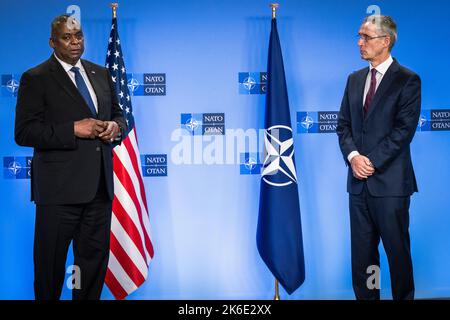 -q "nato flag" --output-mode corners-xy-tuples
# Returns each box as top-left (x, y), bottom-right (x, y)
(257, 18), (305, 295)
